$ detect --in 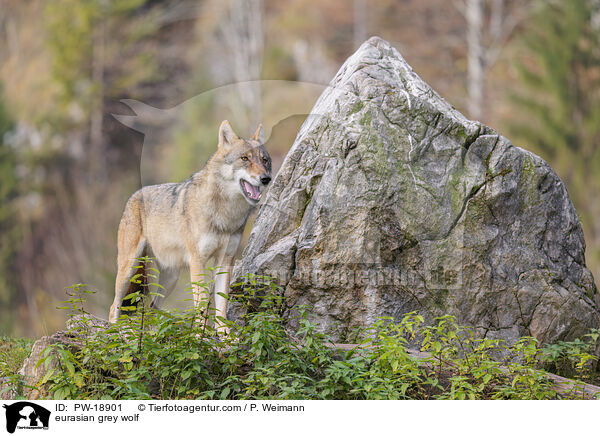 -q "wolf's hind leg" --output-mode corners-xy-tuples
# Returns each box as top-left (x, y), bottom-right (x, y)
(109, 237), (146, 322)
(109, 195), (147, 323)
